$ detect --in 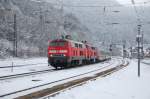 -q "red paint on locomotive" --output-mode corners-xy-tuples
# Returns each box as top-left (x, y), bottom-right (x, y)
(48, 39), (100, 69)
